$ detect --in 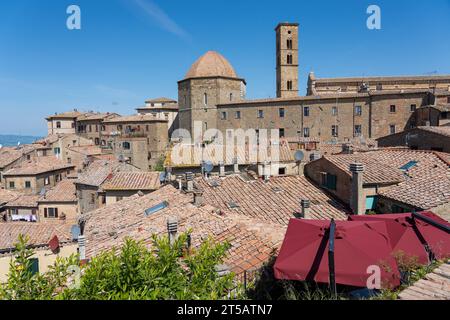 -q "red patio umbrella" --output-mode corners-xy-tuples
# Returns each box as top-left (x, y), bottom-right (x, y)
(349, 212), (450, 264)
(274, 219), (401, 289)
